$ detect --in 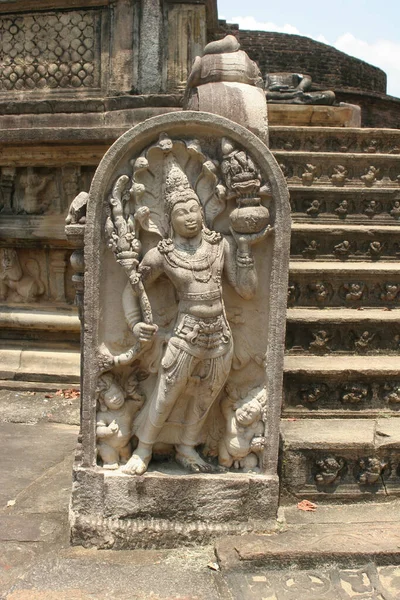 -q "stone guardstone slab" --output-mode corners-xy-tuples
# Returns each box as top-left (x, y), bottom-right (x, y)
(69, 110), (290, 548)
